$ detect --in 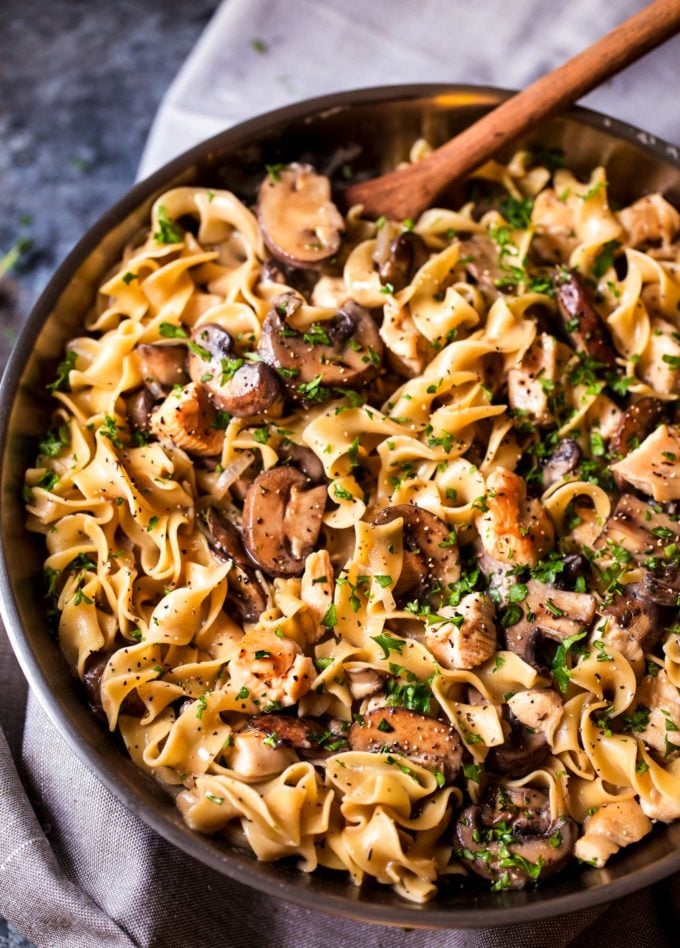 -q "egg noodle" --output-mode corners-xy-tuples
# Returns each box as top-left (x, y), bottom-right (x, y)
(24, 142), (680, 902)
